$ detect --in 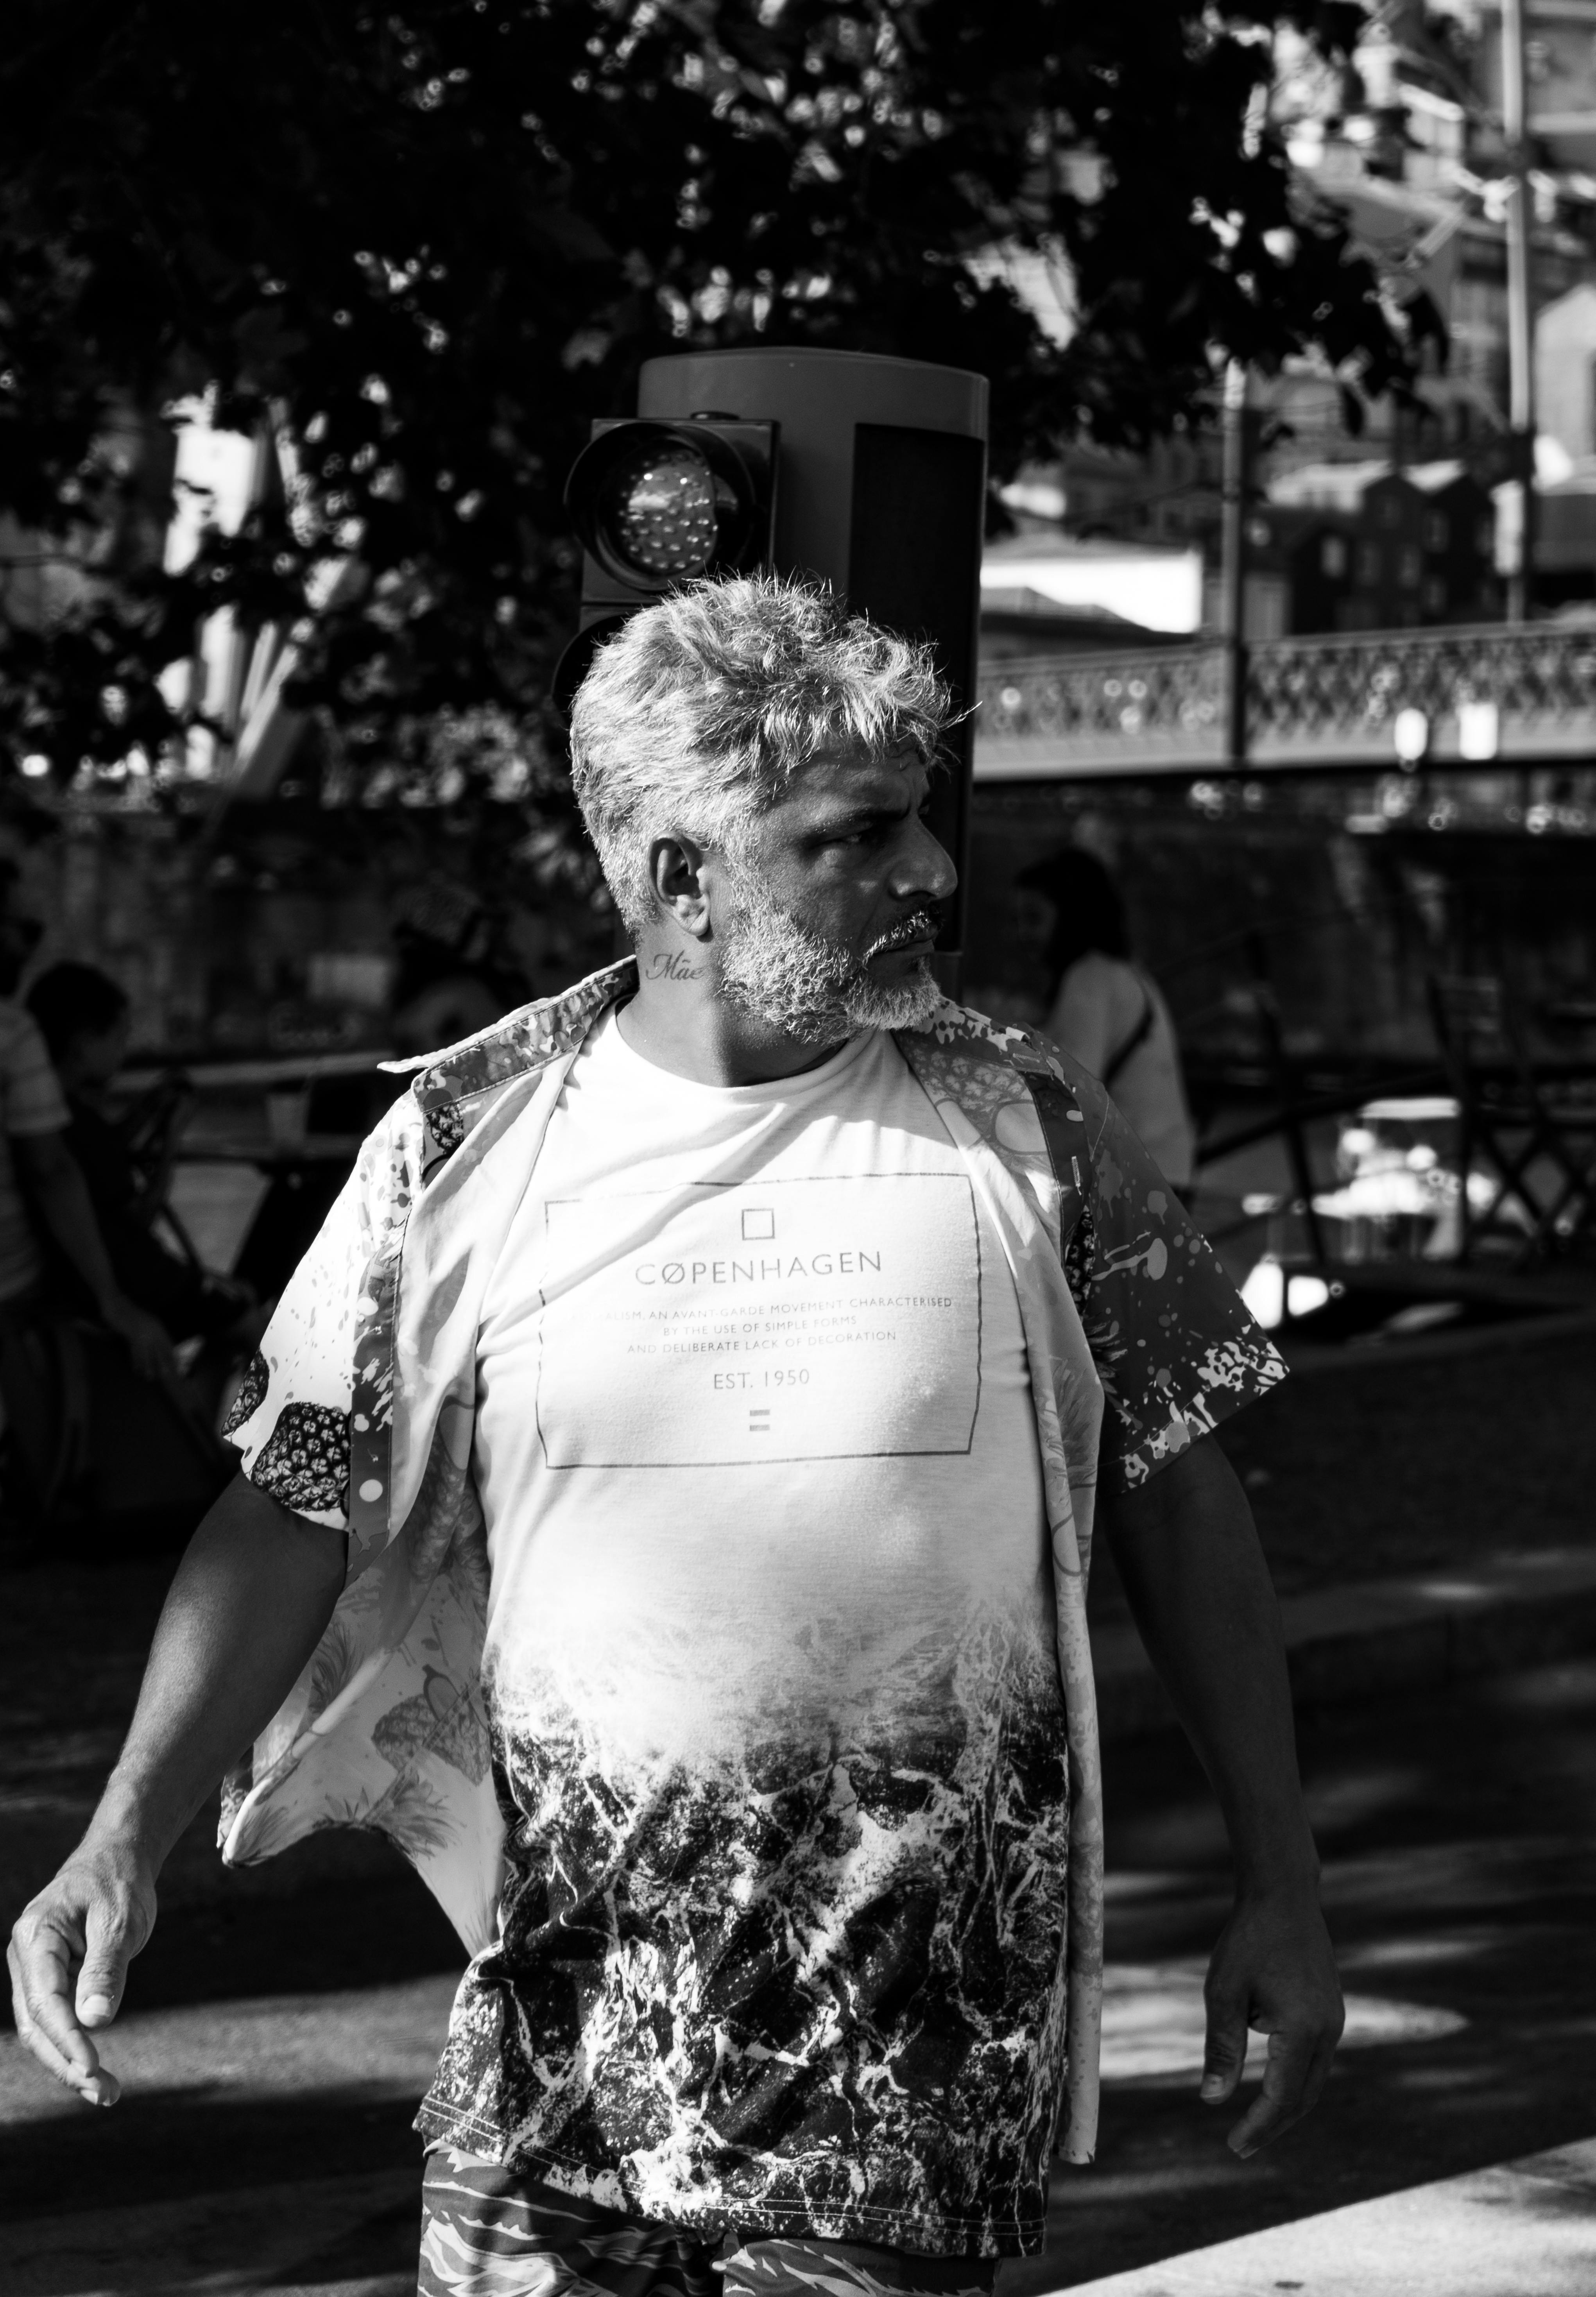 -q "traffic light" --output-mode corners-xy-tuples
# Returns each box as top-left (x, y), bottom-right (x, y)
(556, 416), (778, 707)
(559, 348), (988, 960)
